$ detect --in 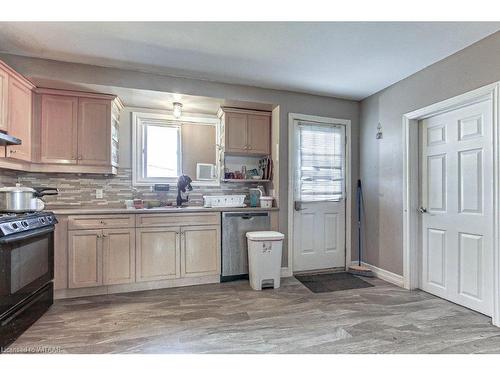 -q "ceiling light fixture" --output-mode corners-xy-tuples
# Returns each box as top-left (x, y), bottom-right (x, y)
(173, 102), (183, 119)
